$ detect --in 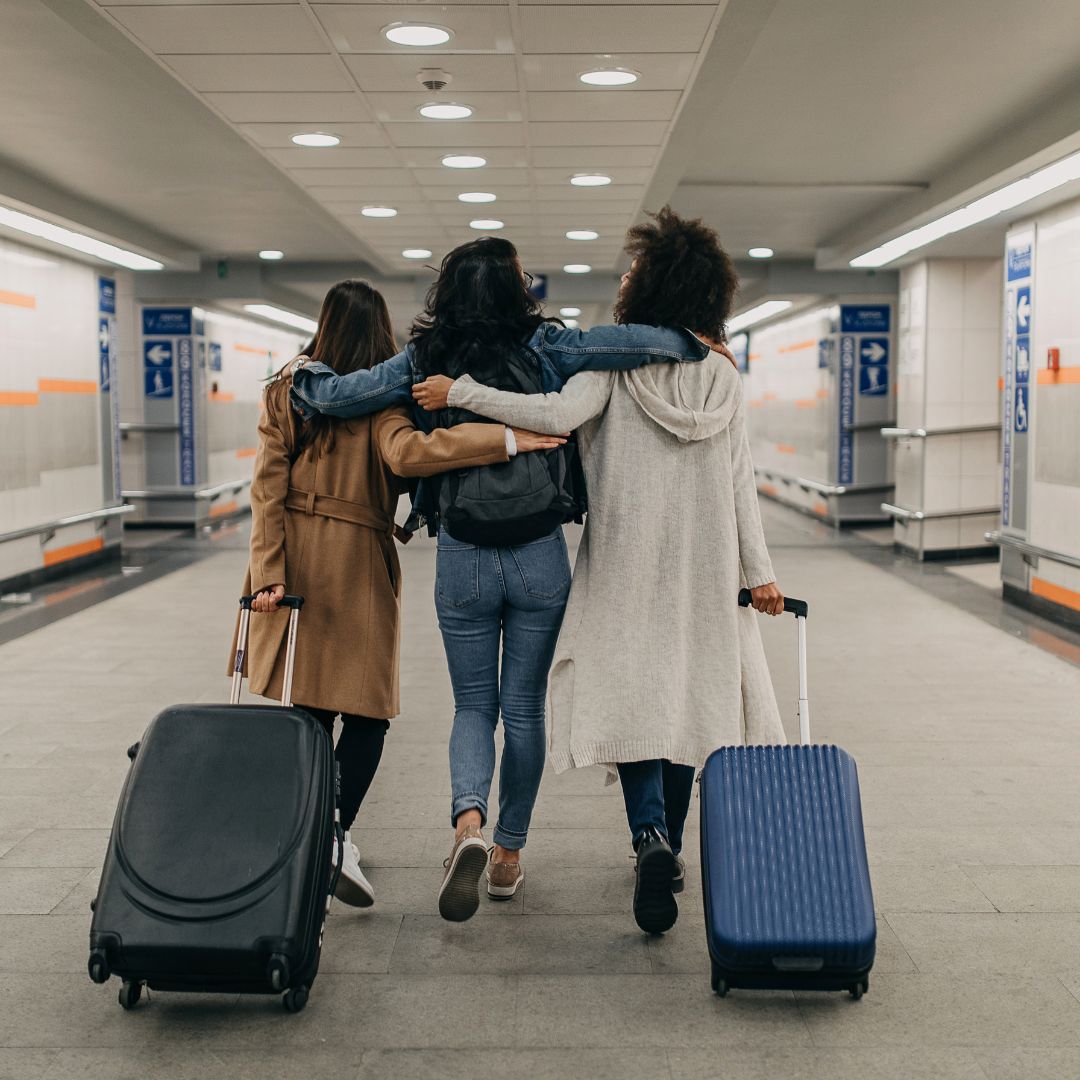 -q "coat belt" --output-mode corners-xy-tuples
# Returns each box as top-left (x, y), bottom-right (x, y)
(285, 487), (410, 542)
